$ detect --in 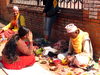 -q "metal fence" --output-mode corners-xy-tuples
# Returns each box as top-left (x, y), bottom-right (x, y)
(11, 0), (83, 9)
